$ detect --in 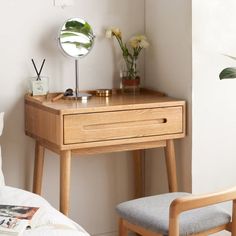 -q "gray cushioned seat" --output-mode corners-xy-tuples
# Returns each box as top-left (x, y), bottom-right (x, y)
(116, 192), (231, 236)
